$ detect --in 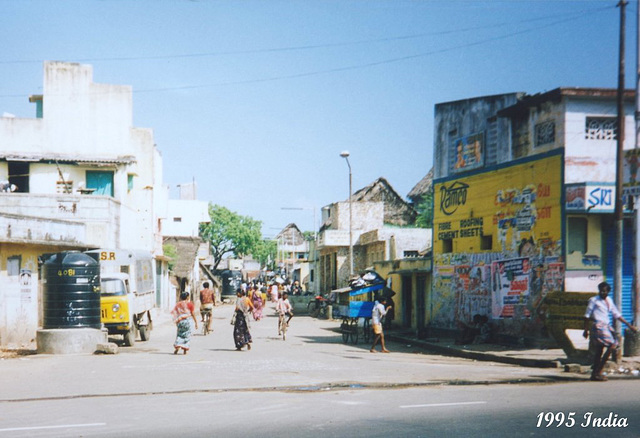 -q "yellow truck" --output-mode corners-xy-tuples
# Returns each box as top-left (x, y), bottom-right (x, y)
(86, 249), (156, 346)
